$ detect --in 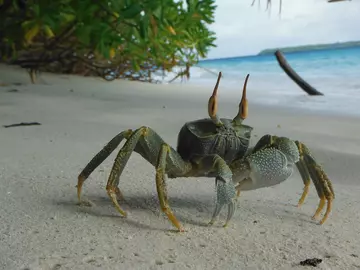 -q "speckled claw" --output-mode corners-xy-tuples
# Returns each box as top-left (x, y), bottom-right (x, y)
(208, 180), (237, 226)
(223, 199), (236, 227)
